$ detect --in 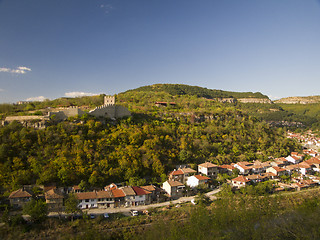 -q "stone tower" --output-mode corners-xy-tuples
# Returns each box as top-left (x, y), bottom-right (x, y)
(104, 95), (115, 105)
